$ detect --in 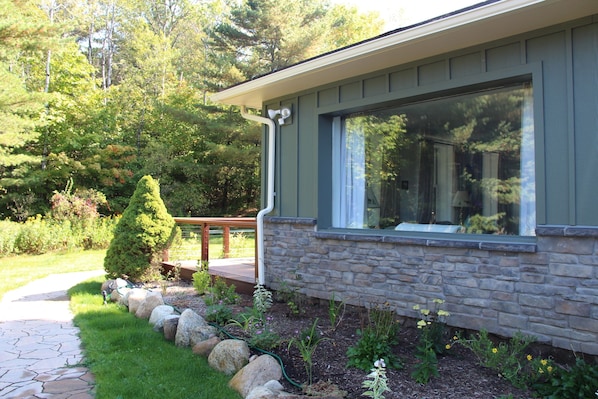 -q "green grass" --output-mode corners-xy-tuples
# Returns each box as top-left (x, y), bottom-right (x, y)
(69, 278), (241, 399)
(0, 249), (106, 300)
